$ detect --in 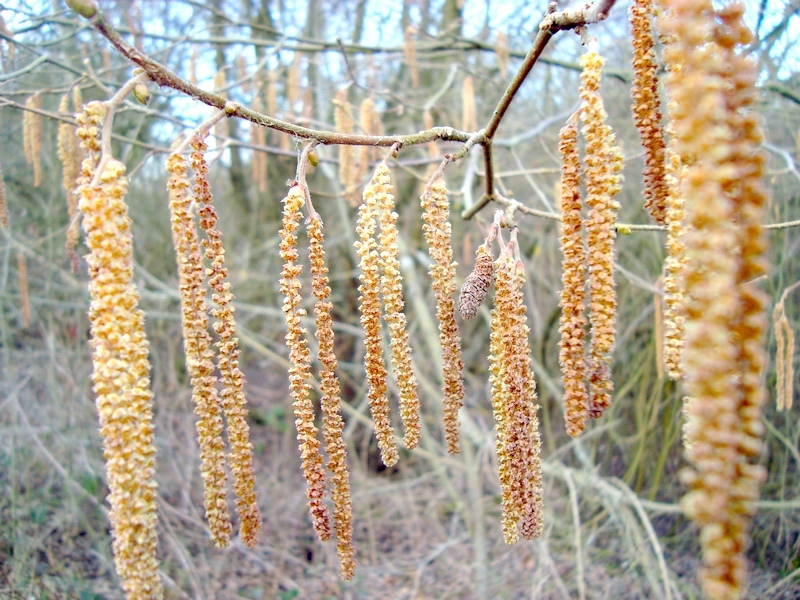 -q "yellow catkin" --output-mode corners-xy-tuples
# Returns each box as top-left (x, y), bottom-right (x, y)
(279, 186), (333, 541)
(459, 242), (493, 320)
(660, 3), (769, 598)
(58, 94), (82, 271)
(24, 93), (43, 187)
(287, 54), (301, 114)
(356, 171), (399, 467)
(489, 249), (543, 543)
(488, 252), (518, 544)
(404, 26), (419, 88)
(190, 138), (261, 547)
(307, 213), (355, 579)
(461, 75), (477, 132)
(773, 302), (794, 412)
(579, 44), (623, 420)
(495, 31), (509, 78)
(357, 98), (382, 178)
(166, 152), (231, 548)
(374, 165), (420, 451)
(79, 158), (163, 600)
(662, 129), (687, 380)
(420, 175), (465, 454)
(557, 113), (589, 437)
(0, 160), (8, 227)
(629, 0), (668, 225)
(17, 252), (30, 327)
(334, 89), (359, 207)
